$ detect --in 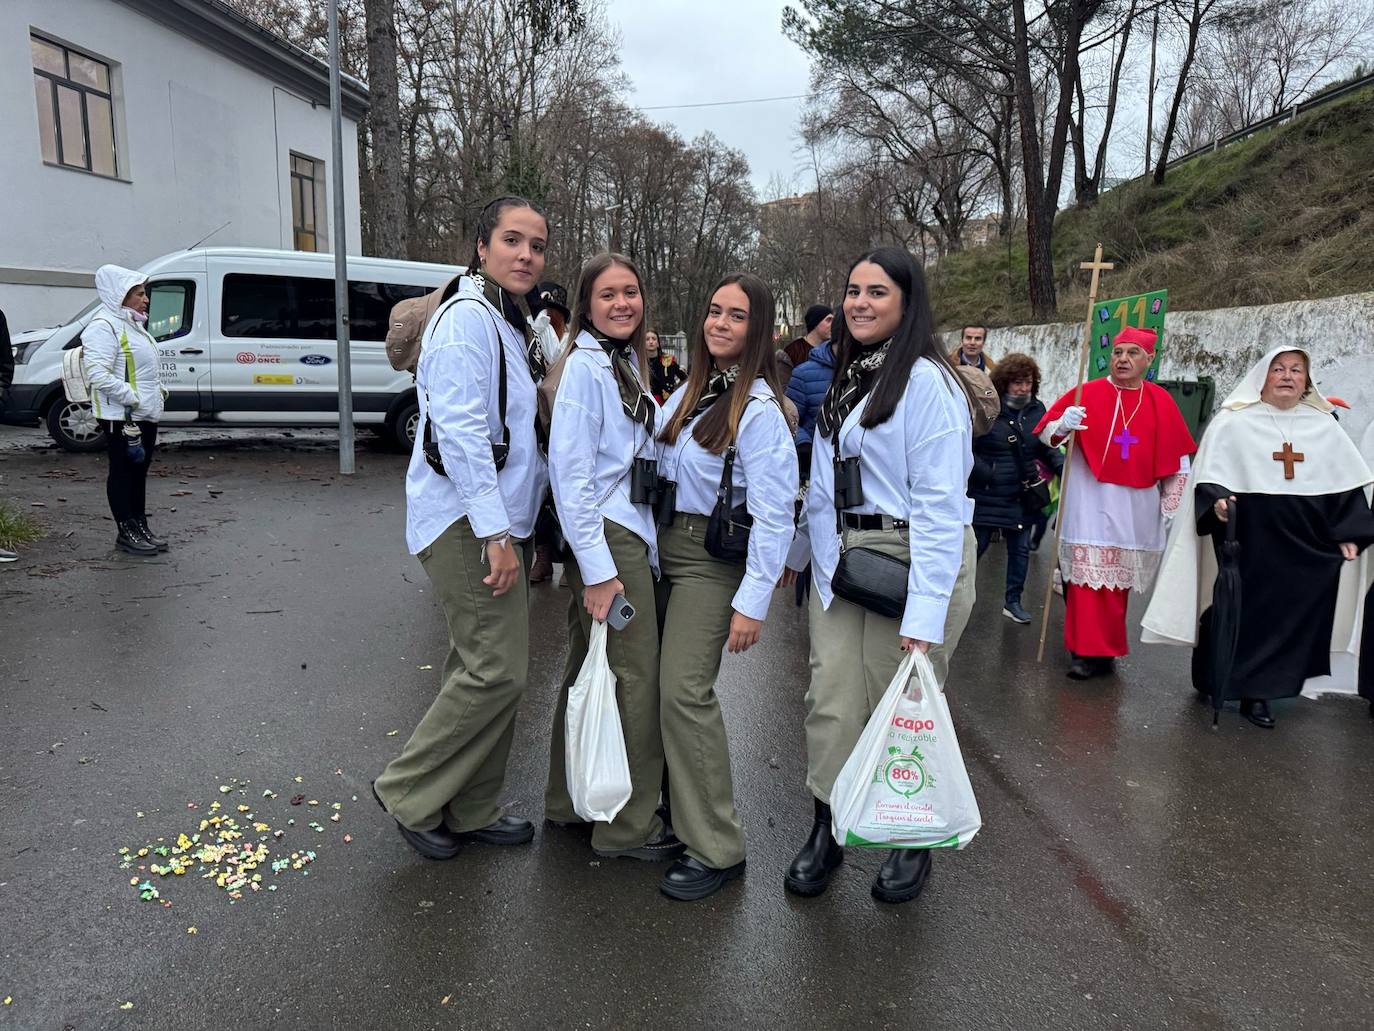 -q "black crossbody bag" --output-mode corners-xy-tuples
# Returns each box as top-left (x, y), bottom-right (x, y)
(705, 443), (753, 563)
(423, 302), (510, 477)
(829, 432), (909, 619)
